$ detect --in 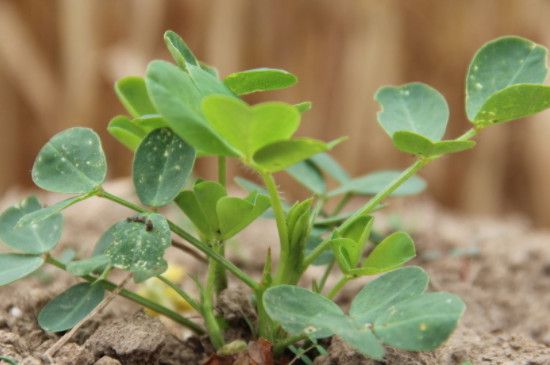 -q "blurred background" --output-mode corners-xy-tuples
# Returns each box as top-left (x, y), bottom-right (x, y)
(1, 0), (550, 225)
